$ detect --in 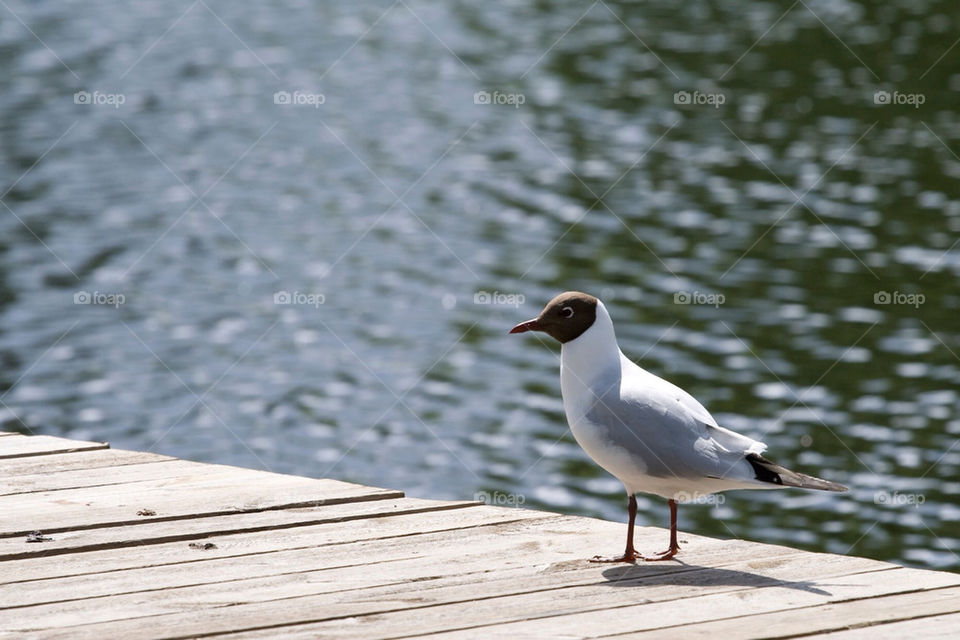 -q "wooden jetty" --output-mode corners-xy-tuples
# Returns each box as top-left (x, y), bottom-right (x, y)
(1, 431), (958, 639)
